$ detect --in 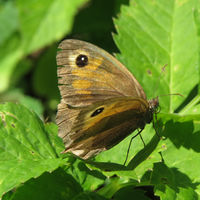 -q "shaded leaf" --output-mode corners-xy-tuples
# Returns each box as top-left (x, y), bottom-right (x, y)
(0, 0), (88, 92)
(10, 168), (83, 200)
